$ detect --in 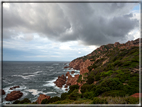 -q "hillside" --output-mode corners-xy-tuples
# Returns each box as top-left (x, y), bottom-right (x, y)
(13, 38), (141, 104)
